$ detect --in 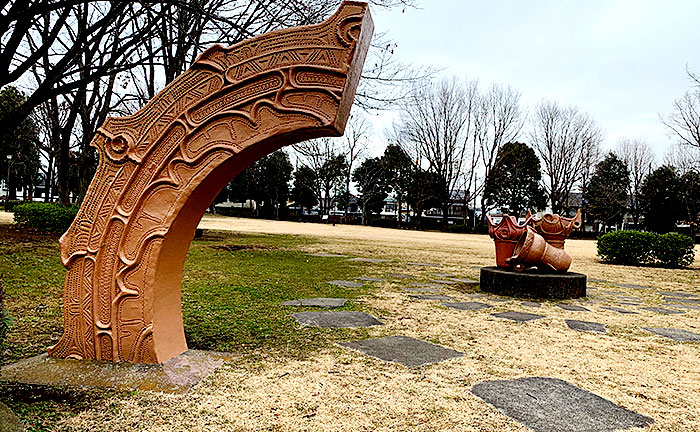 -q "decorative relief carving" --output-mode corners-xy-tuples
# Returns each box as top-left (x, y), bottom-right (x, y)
(49, 1), (373, 364)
